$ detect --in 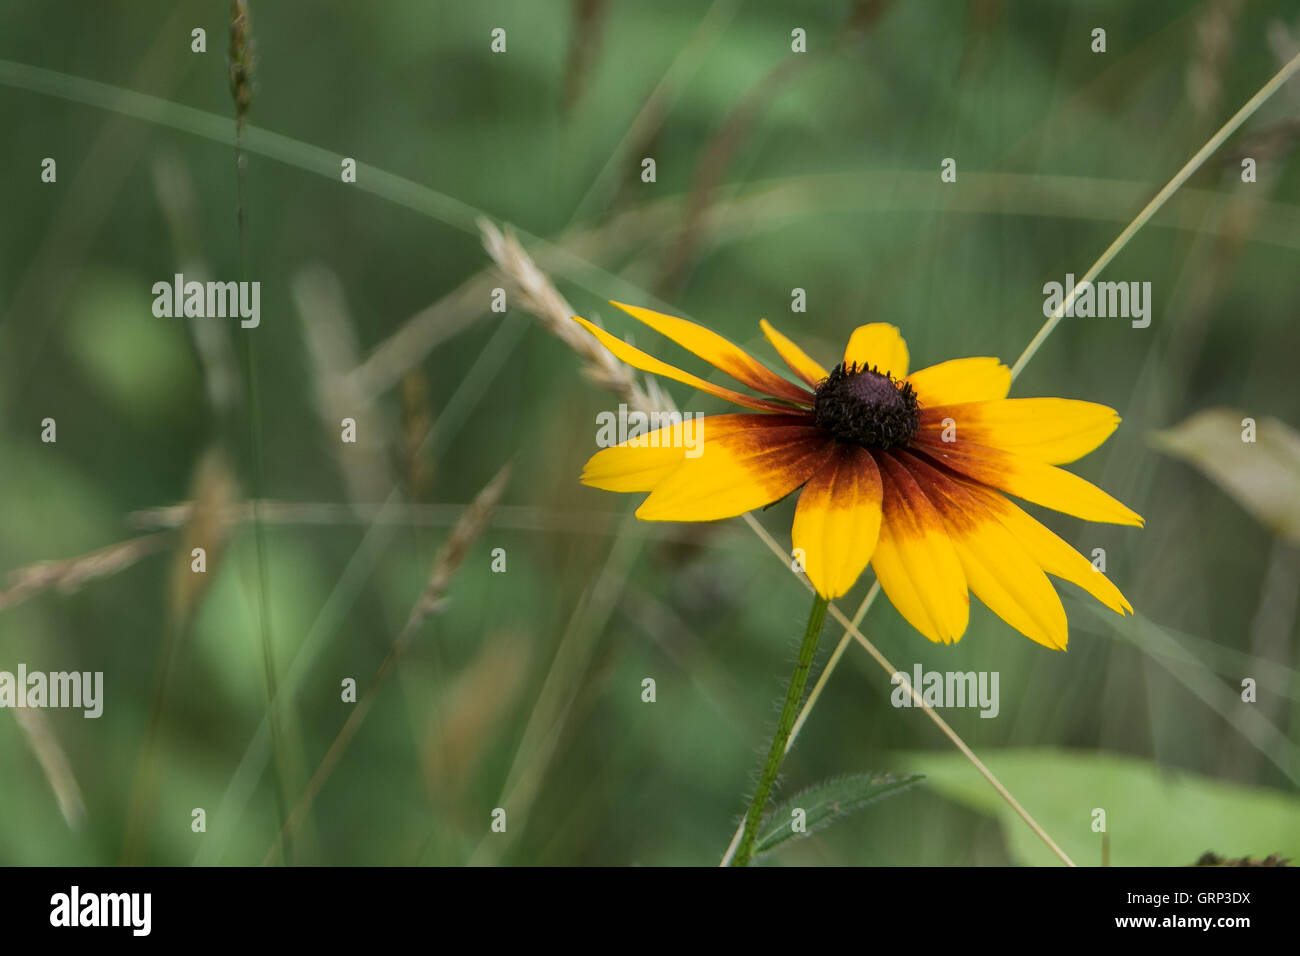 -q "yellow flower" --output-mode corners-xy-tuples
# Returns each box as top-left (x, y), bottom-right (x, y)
(575, 302), (1142, 650)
